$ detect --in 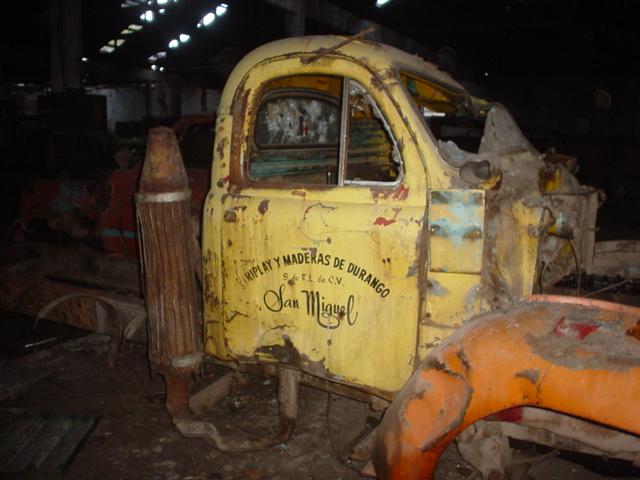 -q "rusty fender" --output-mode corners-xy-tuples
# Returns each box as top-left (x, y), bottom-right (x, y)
(369, 295), (640, 479)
